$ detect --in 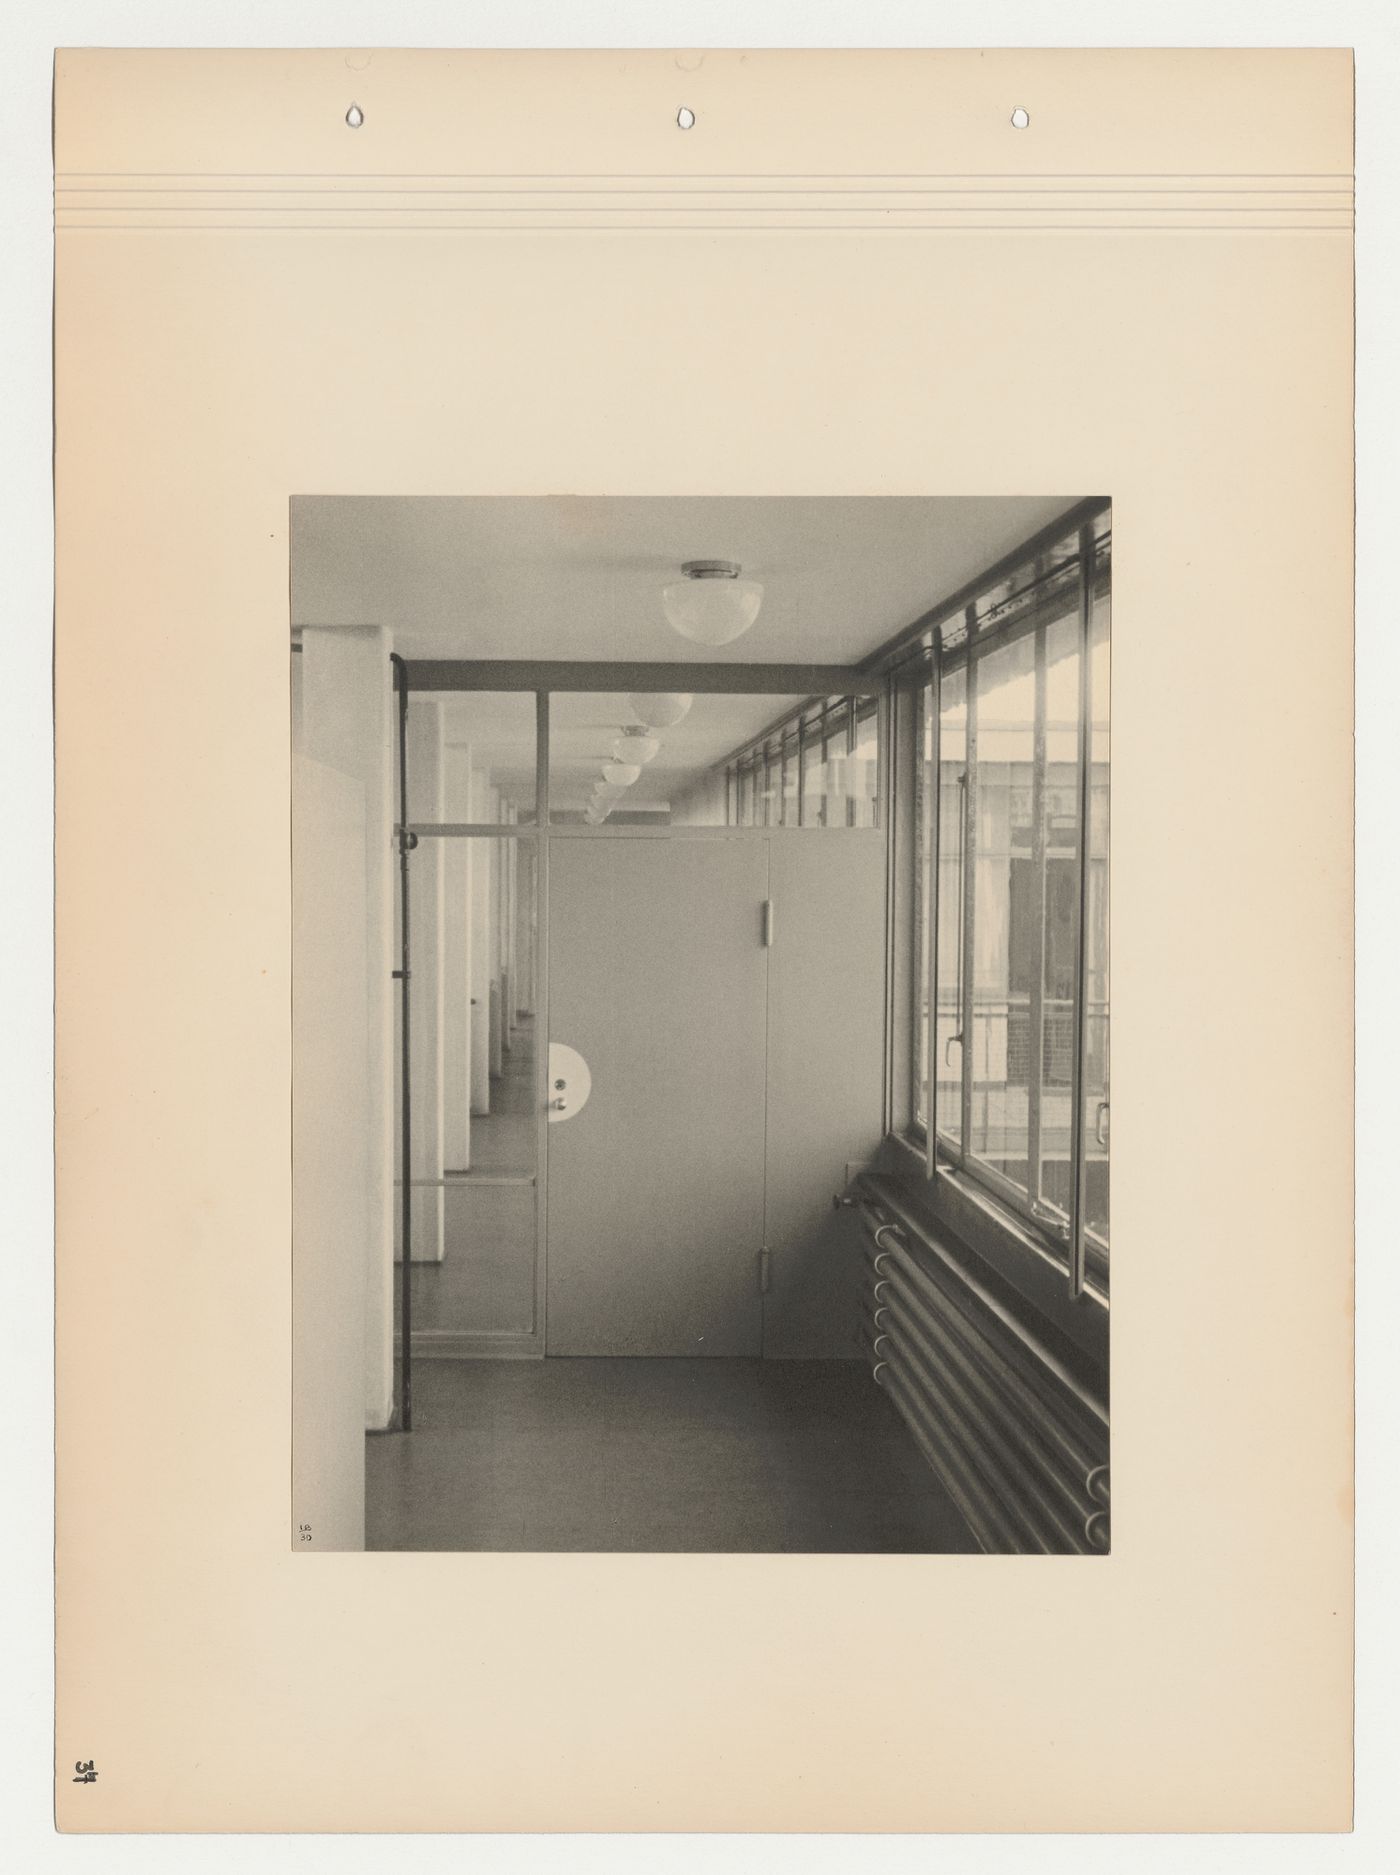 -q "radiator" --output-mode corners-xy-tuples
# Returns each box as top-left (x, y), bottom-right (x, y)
(856, 1178), (1109, 1555)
